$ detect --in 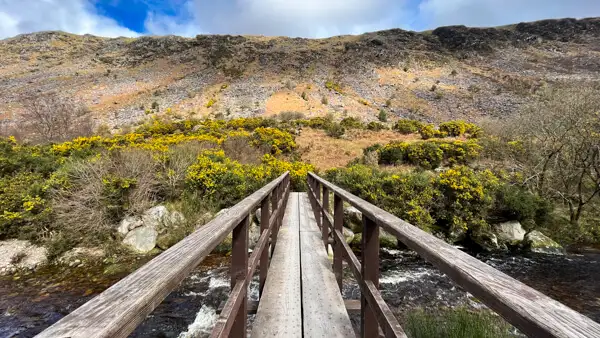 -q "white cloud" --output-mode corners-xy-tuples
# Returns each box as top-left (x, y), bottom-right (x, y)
(0, 0), (138, 39)
(145, 0), (411, 38)
(418, 0), (600, 29)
